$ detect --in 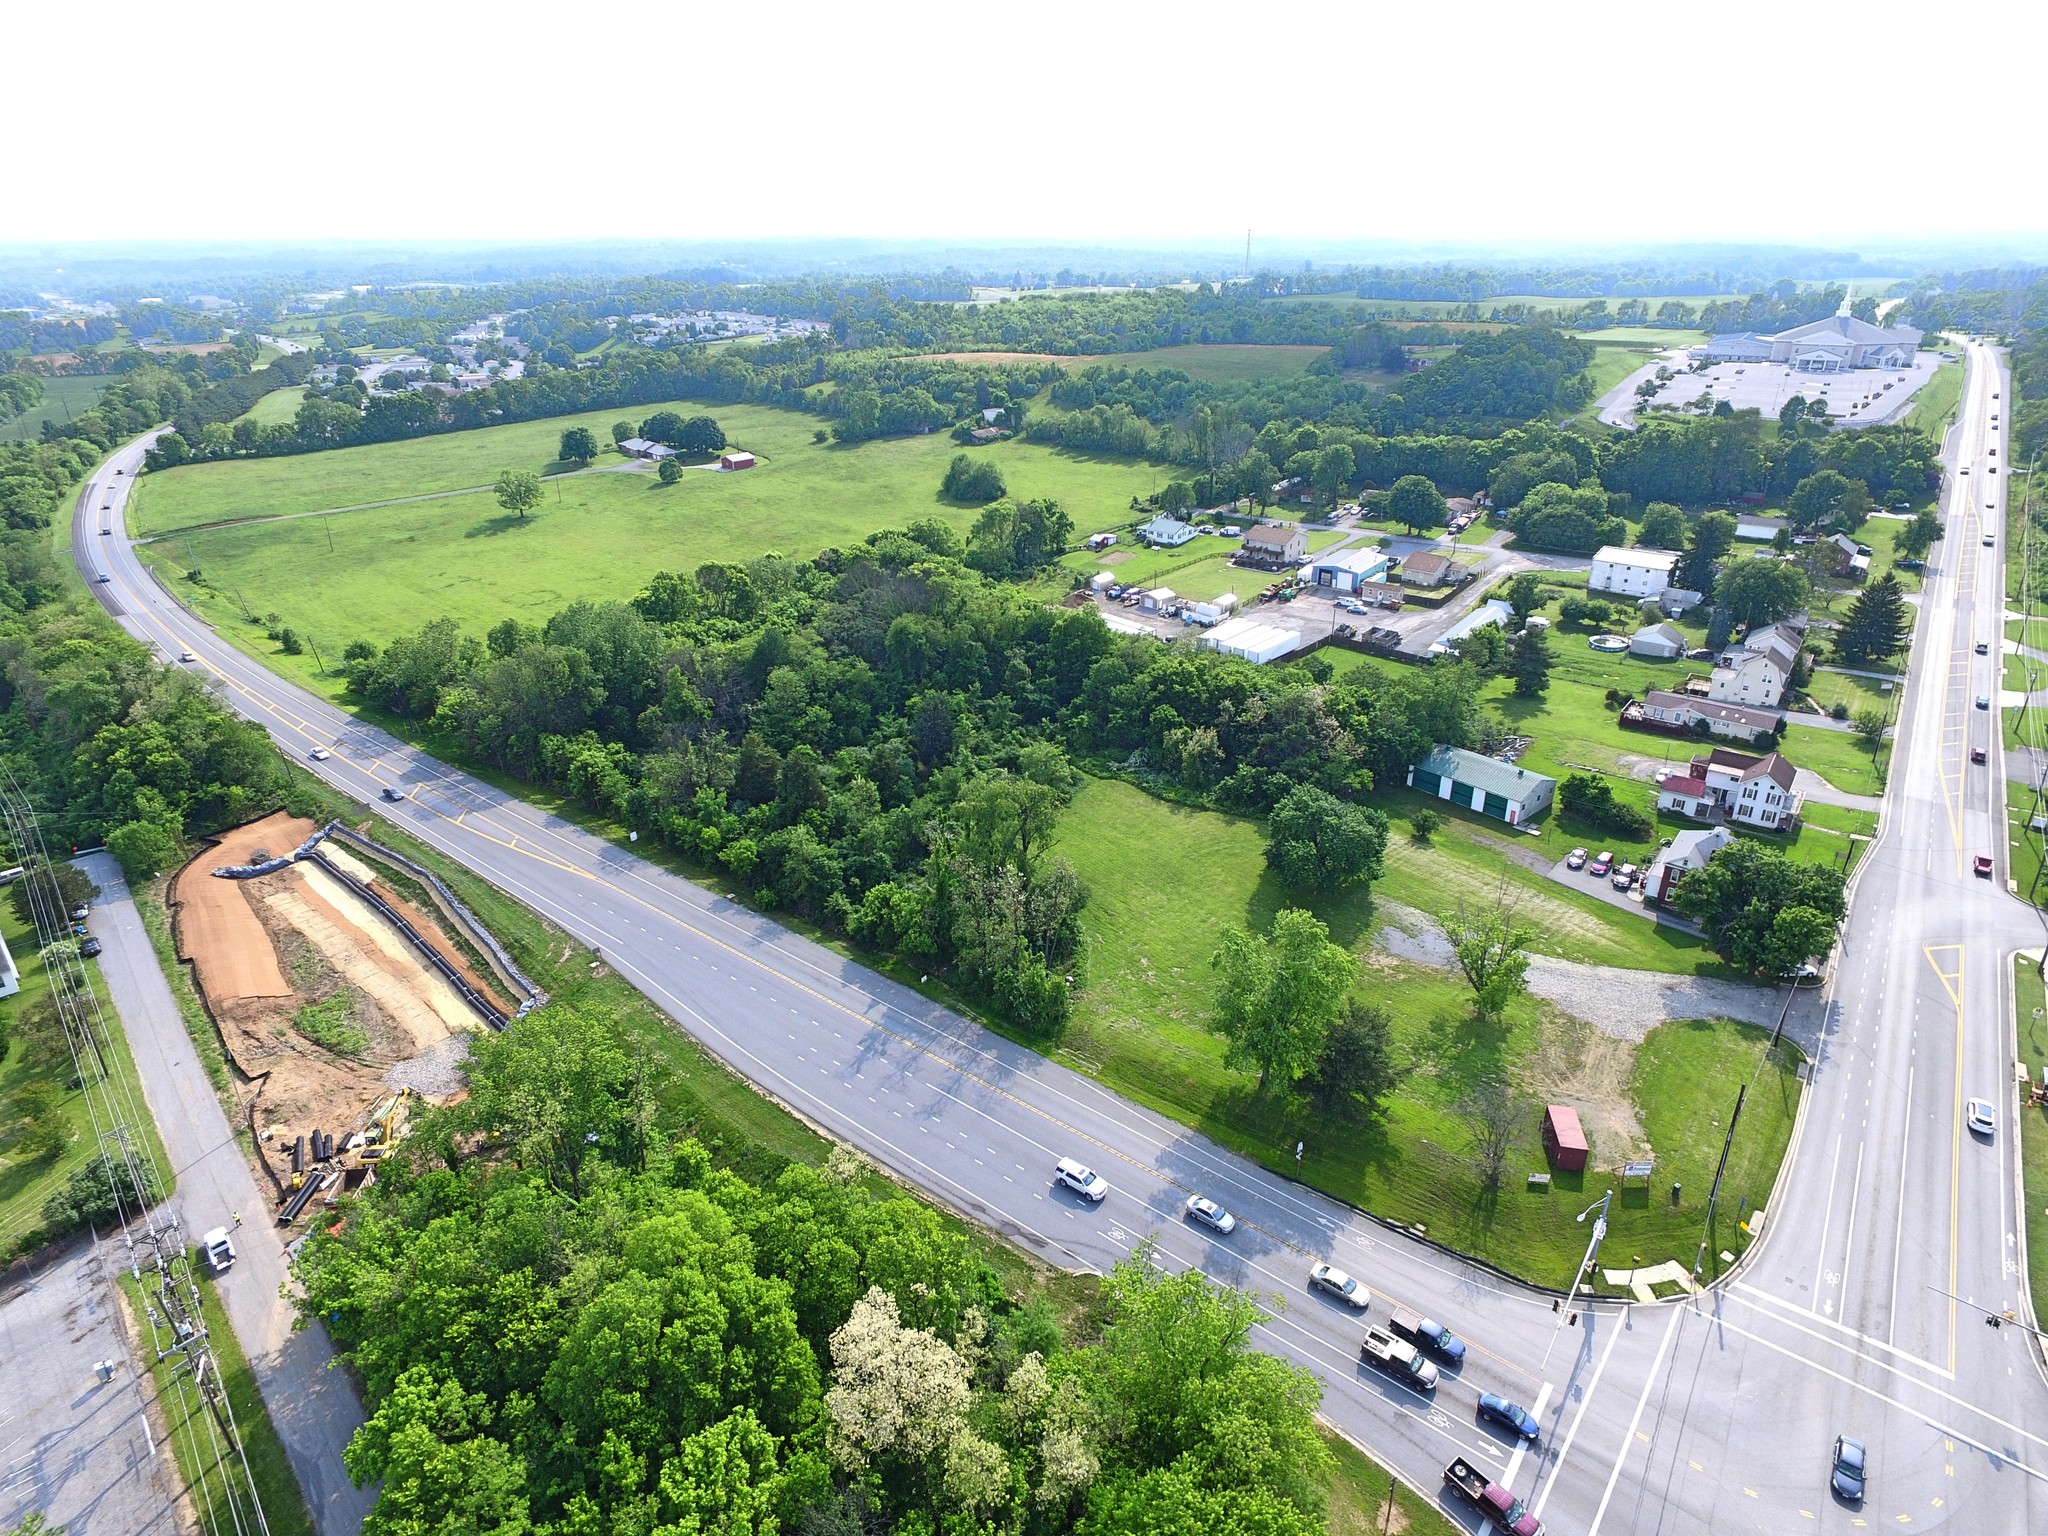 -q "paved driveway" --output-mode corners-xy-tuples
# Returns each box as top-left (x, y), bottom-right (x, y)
(0, 1236), (180, 1536)
(78, 855), (375, 1536)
